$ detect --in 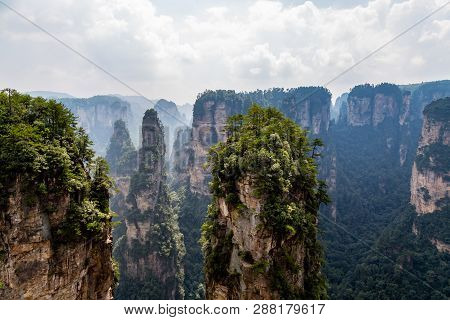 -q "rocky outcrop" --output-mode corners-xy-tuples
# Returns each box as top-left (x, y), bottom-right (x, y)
(0, 91), (114, 300)
(430, 239), (450, 254)
(113, 109), (185, 299)
(203, 106), (327, 300)
(410, 98), (450, 215)
(174, 88), (330, 298)
(0, 180), (113, 299)
(410, 163), (448, 214)
(206, 176), (320, 299)
(207, 178), (276, 299)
